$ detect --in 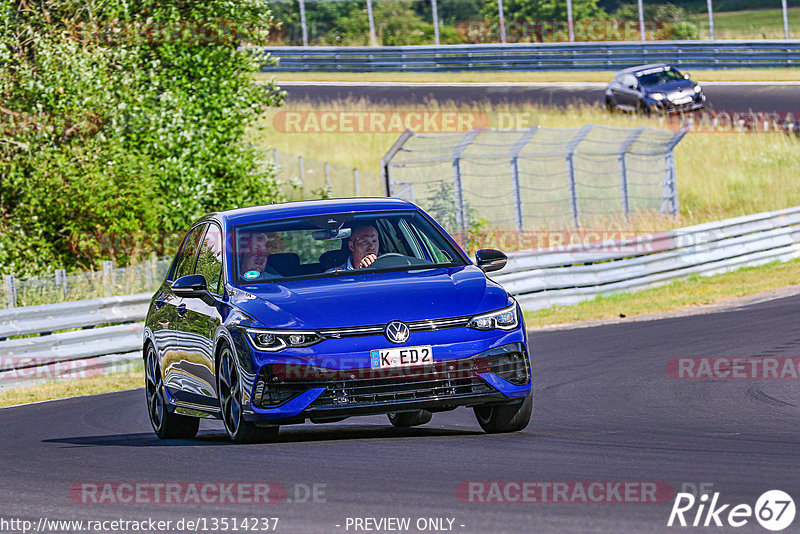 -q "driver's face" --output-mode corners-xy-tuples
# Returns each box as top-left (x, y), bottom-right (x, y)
(349, 226), (379, 264)
(242, 252), (267, 273)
